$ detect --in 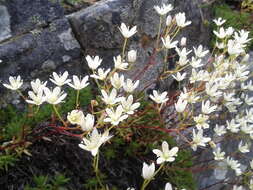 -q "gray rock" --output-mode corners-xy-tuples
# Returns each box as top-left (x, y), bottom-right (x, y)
(0, 5), (11, 42)
(0, 0), (64, 38)
(68, 0), (212, 91)
(58, 28), (80, 51)
(0, 18), (81, 94)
